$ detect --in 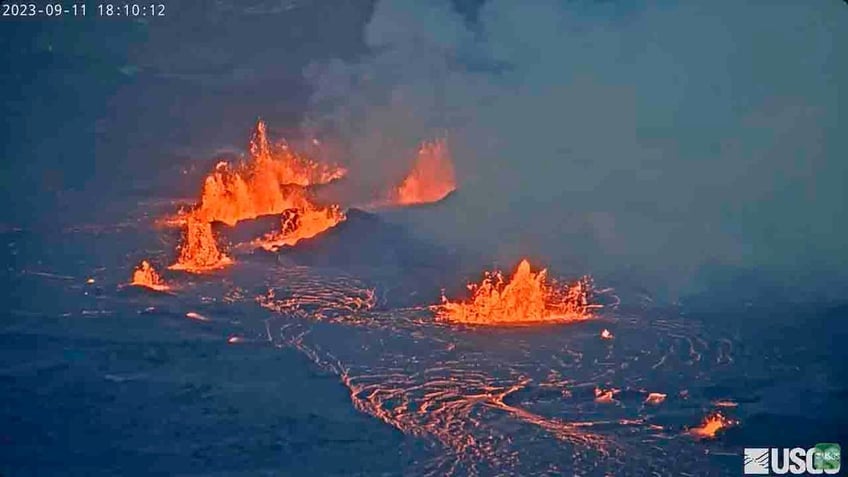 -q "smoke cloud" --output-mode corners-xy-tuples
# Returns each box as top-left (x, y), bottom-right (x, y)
(301, 0), (848, 299)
